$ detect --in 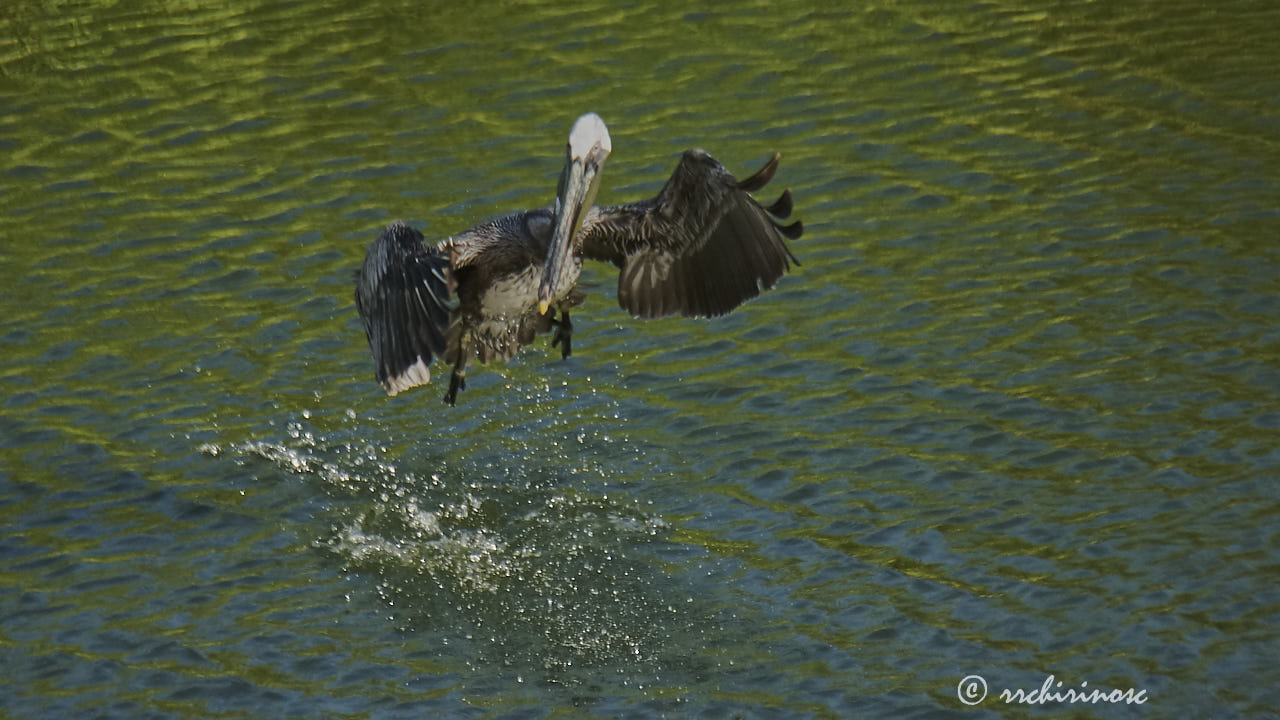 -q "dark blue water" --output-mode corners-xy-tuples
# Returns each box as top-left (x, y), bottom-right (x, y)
(2, 1), (1279, 717)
